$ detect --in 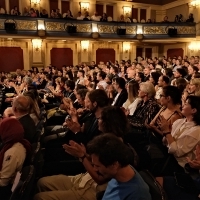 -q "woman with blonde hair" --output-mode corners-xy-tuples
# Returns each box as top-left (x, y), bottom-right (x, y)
(188, 78), (200, 96)
(122, 80), (141, 116)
